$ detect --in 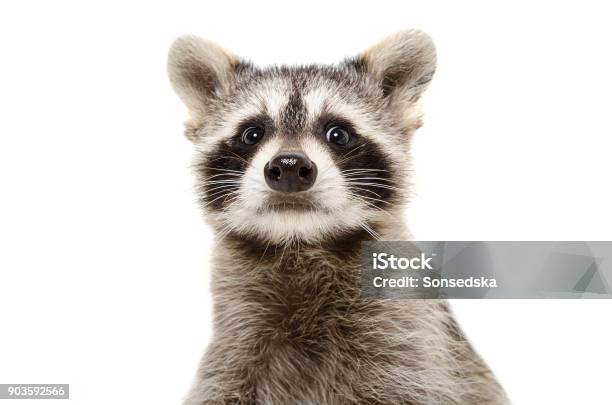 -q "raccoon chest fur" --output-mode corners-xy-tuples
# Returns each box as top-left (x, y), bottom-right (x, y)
(212, 243), (367, 362)
(203, 244), (402, 404)
(185, 242), (503, 405)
